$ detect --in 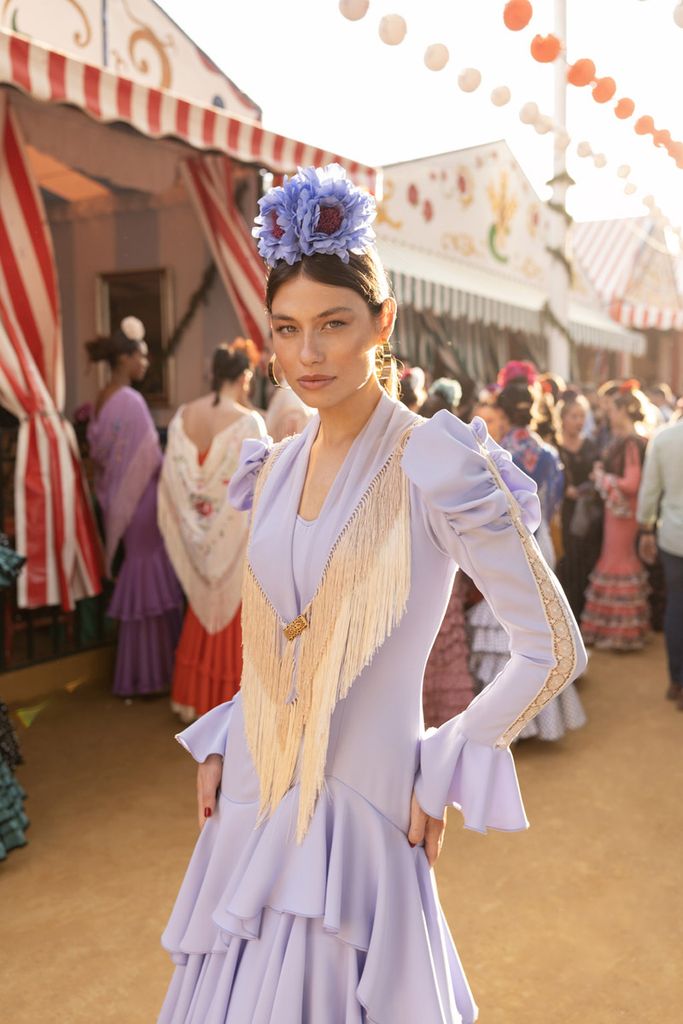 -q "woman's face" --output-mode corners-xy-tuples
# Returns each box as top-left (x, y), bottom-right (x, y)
(562, 403), (586, 437)
(474, 403), (506, 443)
(606, 395), (626, 430)
(121, 342), (149, 382)
(269, 274), (395, 410)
